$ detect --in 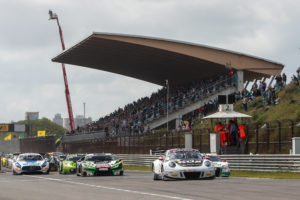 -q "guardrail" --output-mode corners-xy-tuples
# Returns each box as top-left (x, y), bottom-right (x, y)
(117, 154), (300, 172)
